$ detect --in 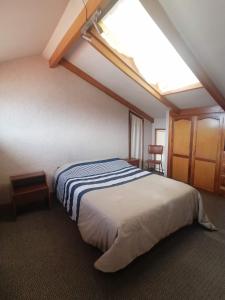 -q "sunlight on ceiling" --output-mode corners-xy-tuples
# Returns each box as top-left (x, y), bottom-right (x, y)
(99, 0), (200, 94)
